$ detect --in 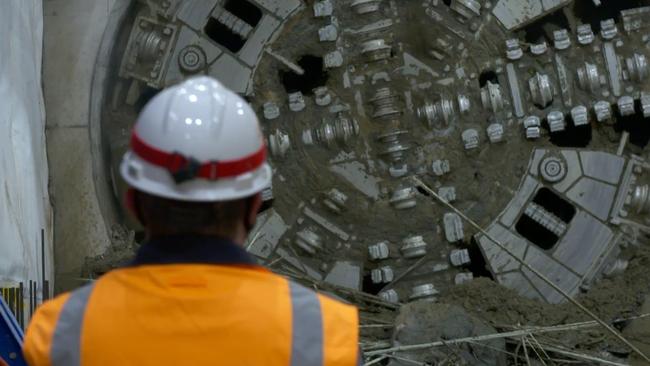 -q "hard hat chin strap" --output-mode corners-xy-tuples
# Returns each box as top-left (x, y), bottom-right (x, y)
(130, 133), (267, 184)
